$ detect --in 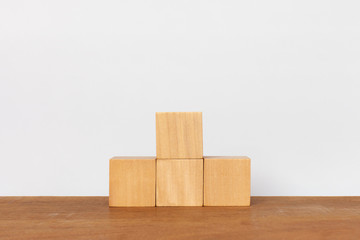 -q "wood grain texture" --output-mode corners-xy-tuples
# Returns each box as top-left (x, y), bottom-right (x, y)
(1, 197), (360, 240)
(156, 159), (203, 206)
(156, 112), (203, 159)
(204, 156), (250, 206)
(109, 157), (155, 207)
